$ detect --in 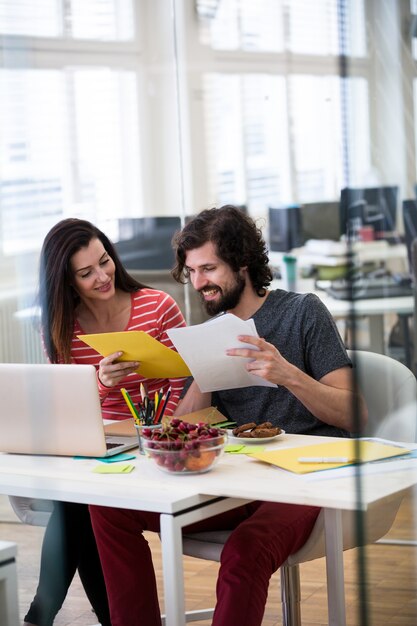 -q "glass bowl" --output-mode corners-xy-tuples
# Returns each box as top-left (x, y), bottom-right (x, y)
(140, 421), (228, 474)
